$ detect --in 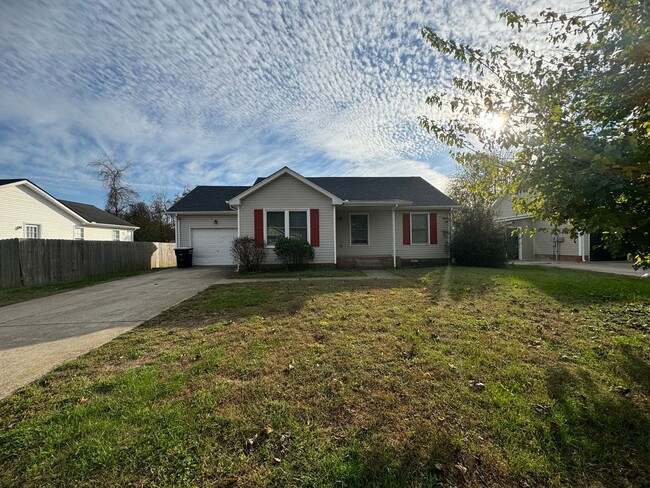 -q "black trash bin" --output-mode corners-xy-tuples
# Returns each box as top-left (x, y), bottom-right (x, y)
(174, 247), (193, 268)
